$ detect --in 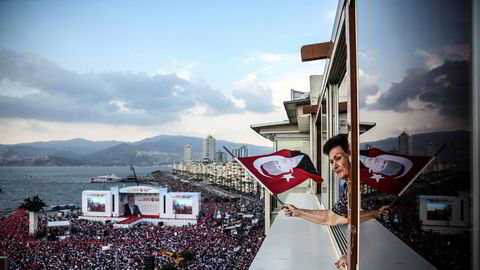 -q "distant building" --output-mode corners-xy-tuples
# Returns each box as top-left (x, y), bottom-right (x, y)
(231, 145), (248, 158)
(203, 135), (215, 162)
(215, 150), (227, 163)
(184, 144), (192, 163)
(398, 131), (413, 155)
